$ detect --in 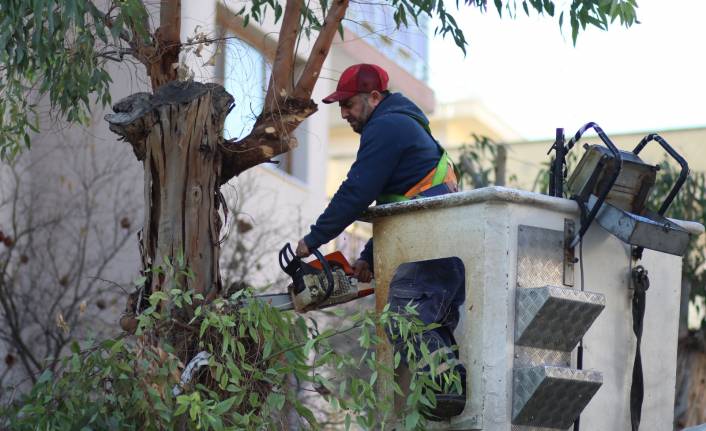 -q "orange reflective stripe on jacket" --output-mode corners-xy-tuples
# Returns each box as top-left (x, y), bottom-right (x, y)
(377, 151), (458, 204)
(402, 160), (458, 199)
